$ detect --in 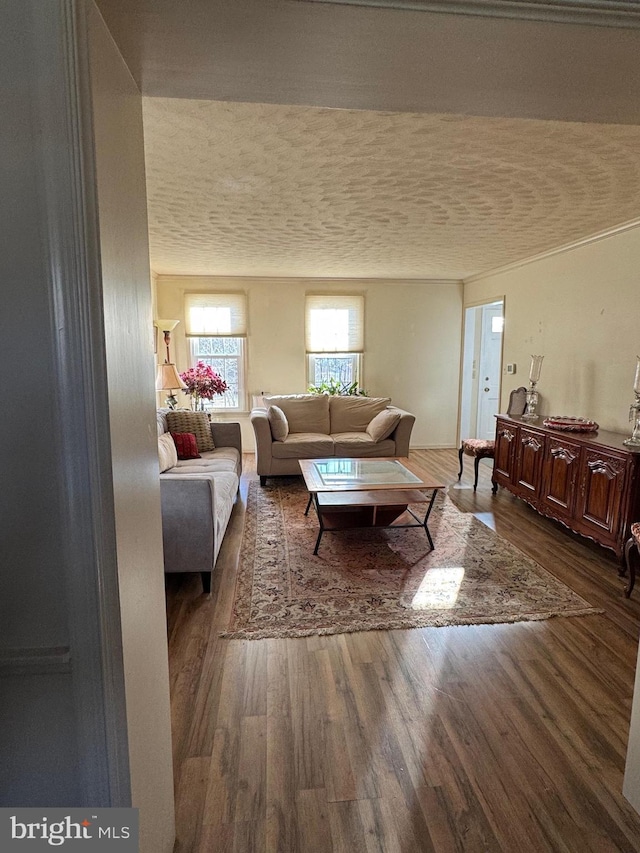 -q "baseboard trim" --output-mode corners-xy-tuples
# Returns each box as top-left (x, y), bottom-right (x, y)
(0, 647), (72, 676)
